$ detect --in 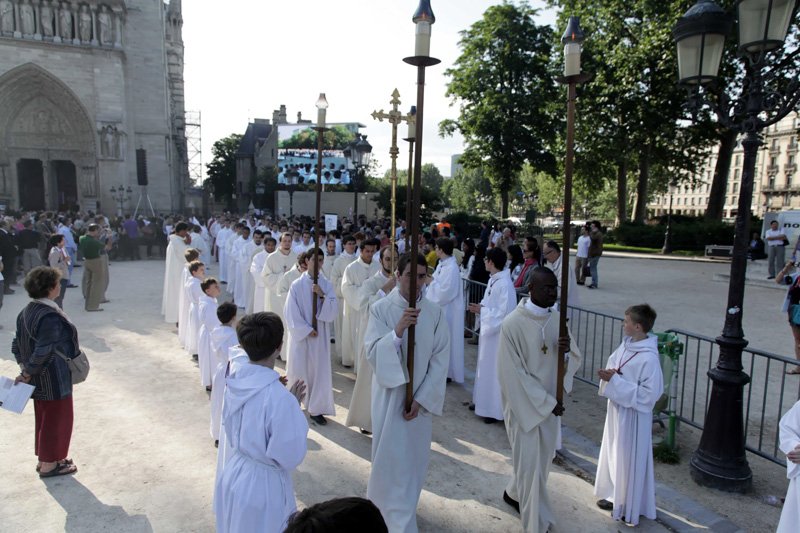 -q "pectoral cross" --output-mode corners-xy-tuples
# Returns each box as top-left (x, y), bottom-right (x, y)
(542, 344), (548, 355)
(372, 89), (415, 273)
